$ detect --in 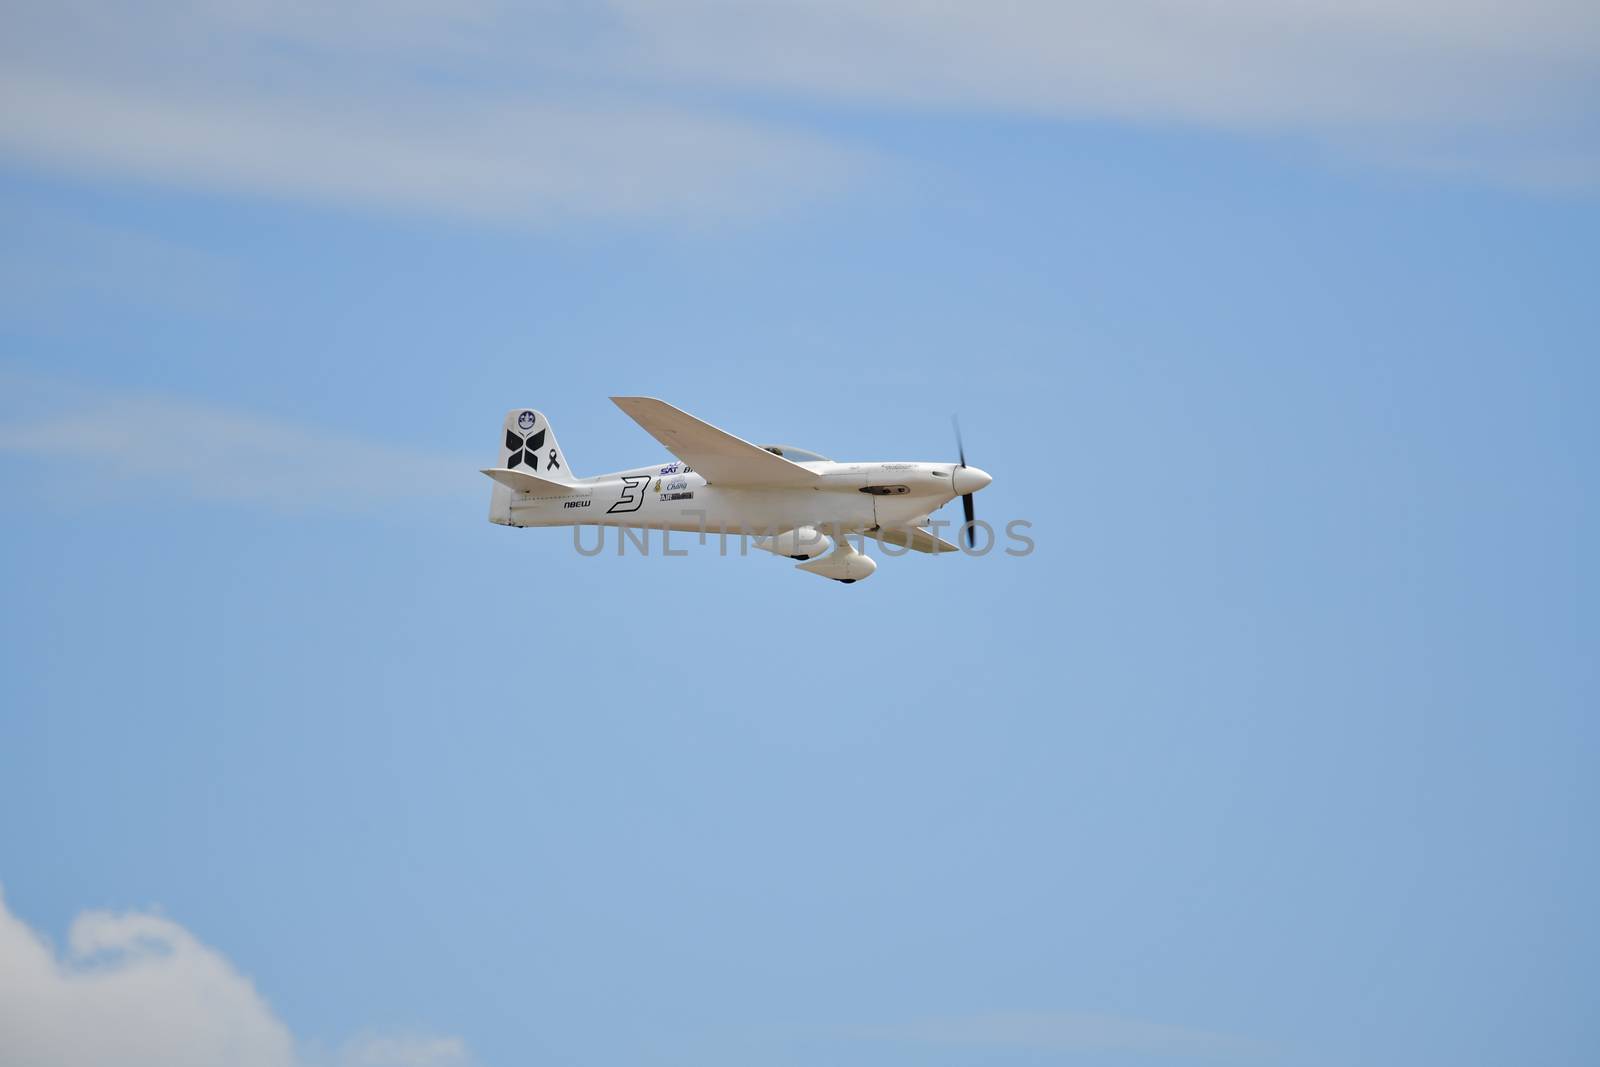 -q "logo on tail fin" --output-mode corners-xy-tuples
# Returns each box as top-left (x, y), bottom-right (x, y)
(517, 410), (536, 431)
(505, 427), (546, 469)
